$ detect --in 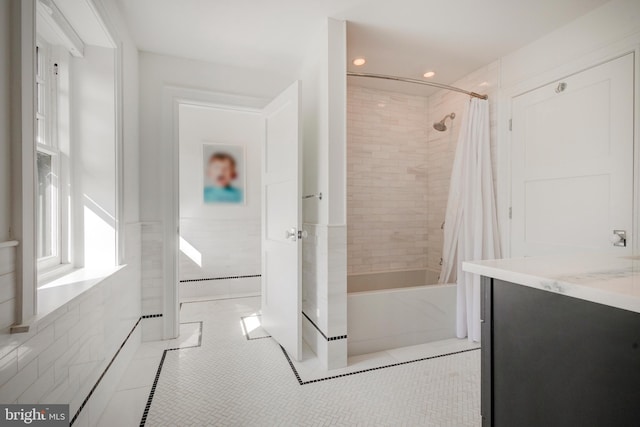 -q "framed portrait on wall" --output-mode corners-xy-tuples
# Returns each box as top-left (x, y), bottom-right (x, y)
(202, 143), (245, 204)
